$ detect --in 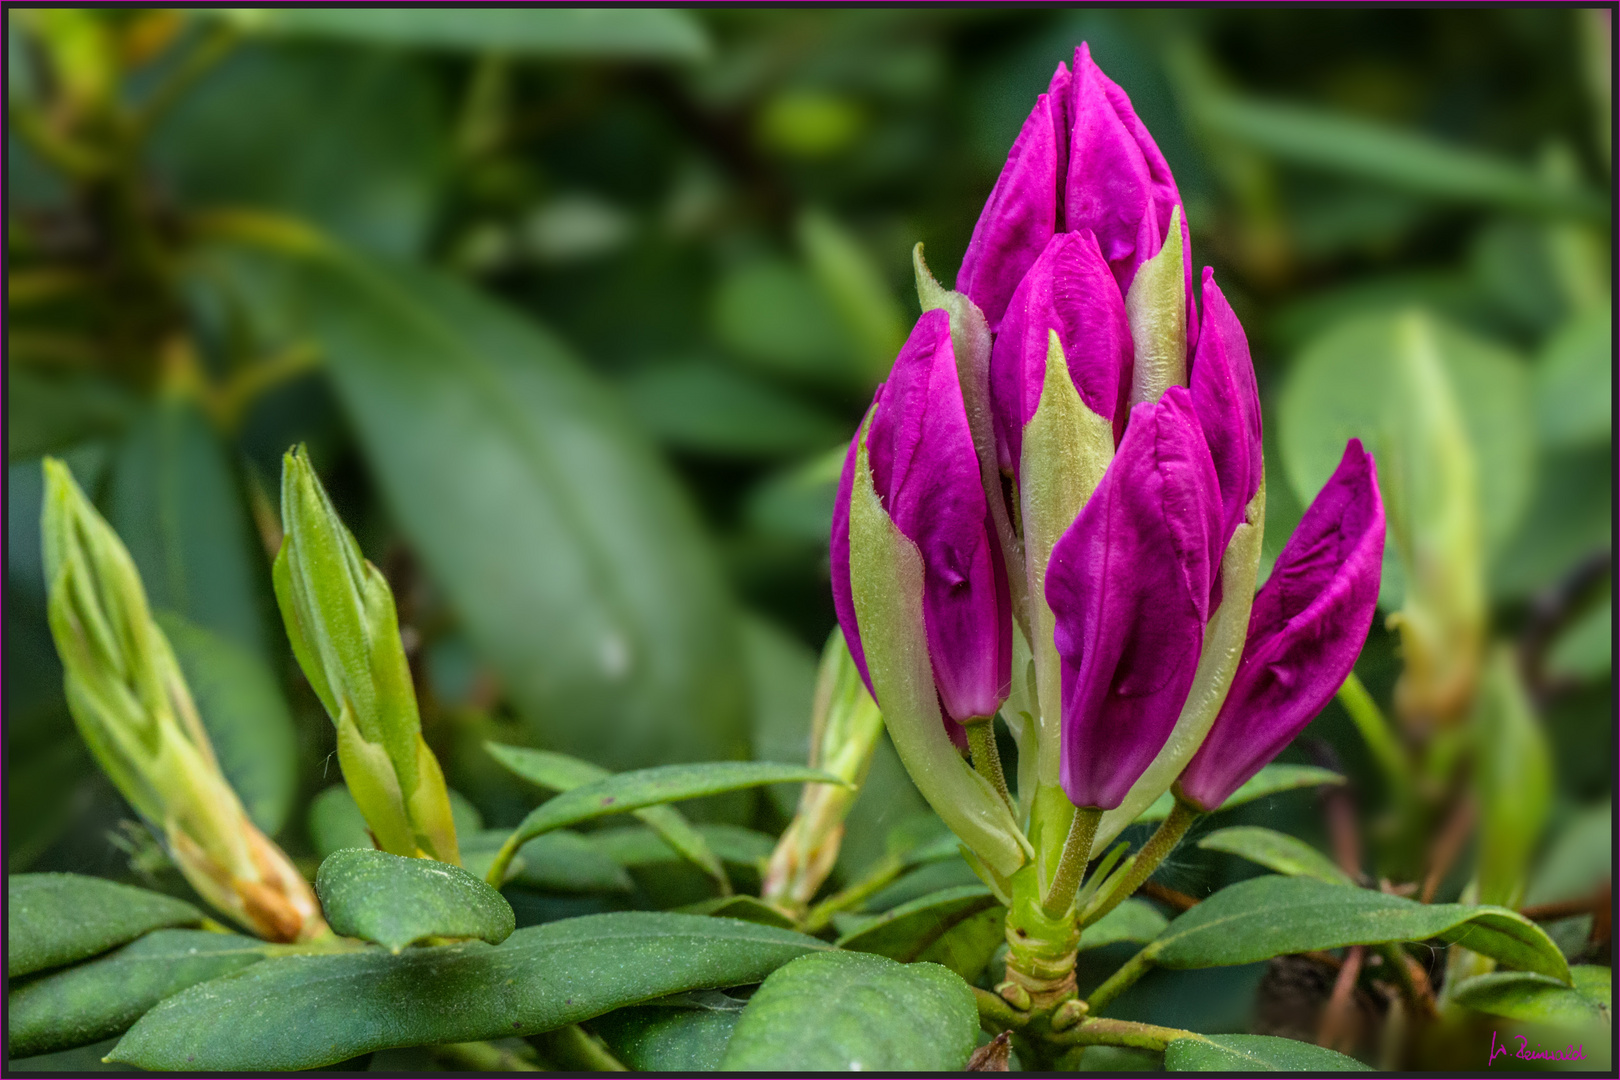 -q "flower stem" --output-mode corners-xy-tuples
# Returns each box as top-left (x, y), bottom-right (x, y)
(1041, 806), (1101, 918)
(1081, 797), (1199, 927)
(1049, 1017), (1205, 1052)
(973, 986), (1028, 1032)
(1082, 945), (1156, 1014)
(966, 718), (1014, 814)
